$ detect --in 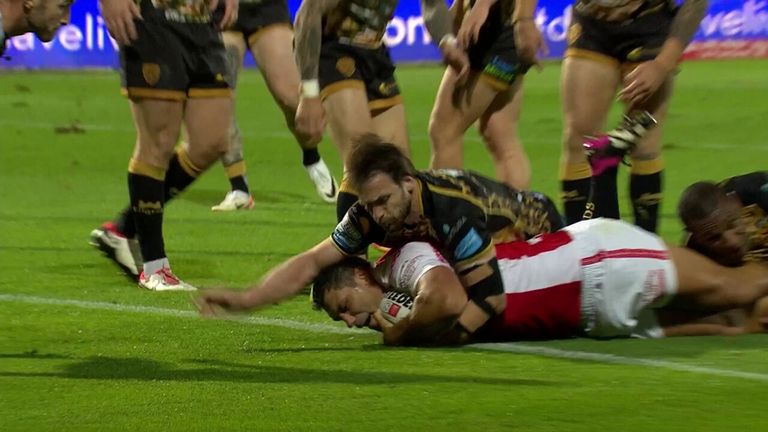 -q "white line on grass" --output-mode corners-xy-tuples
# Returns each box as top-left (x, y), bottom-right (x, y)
(2, 293), (768, 383)
(0, 293), (355, 335)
